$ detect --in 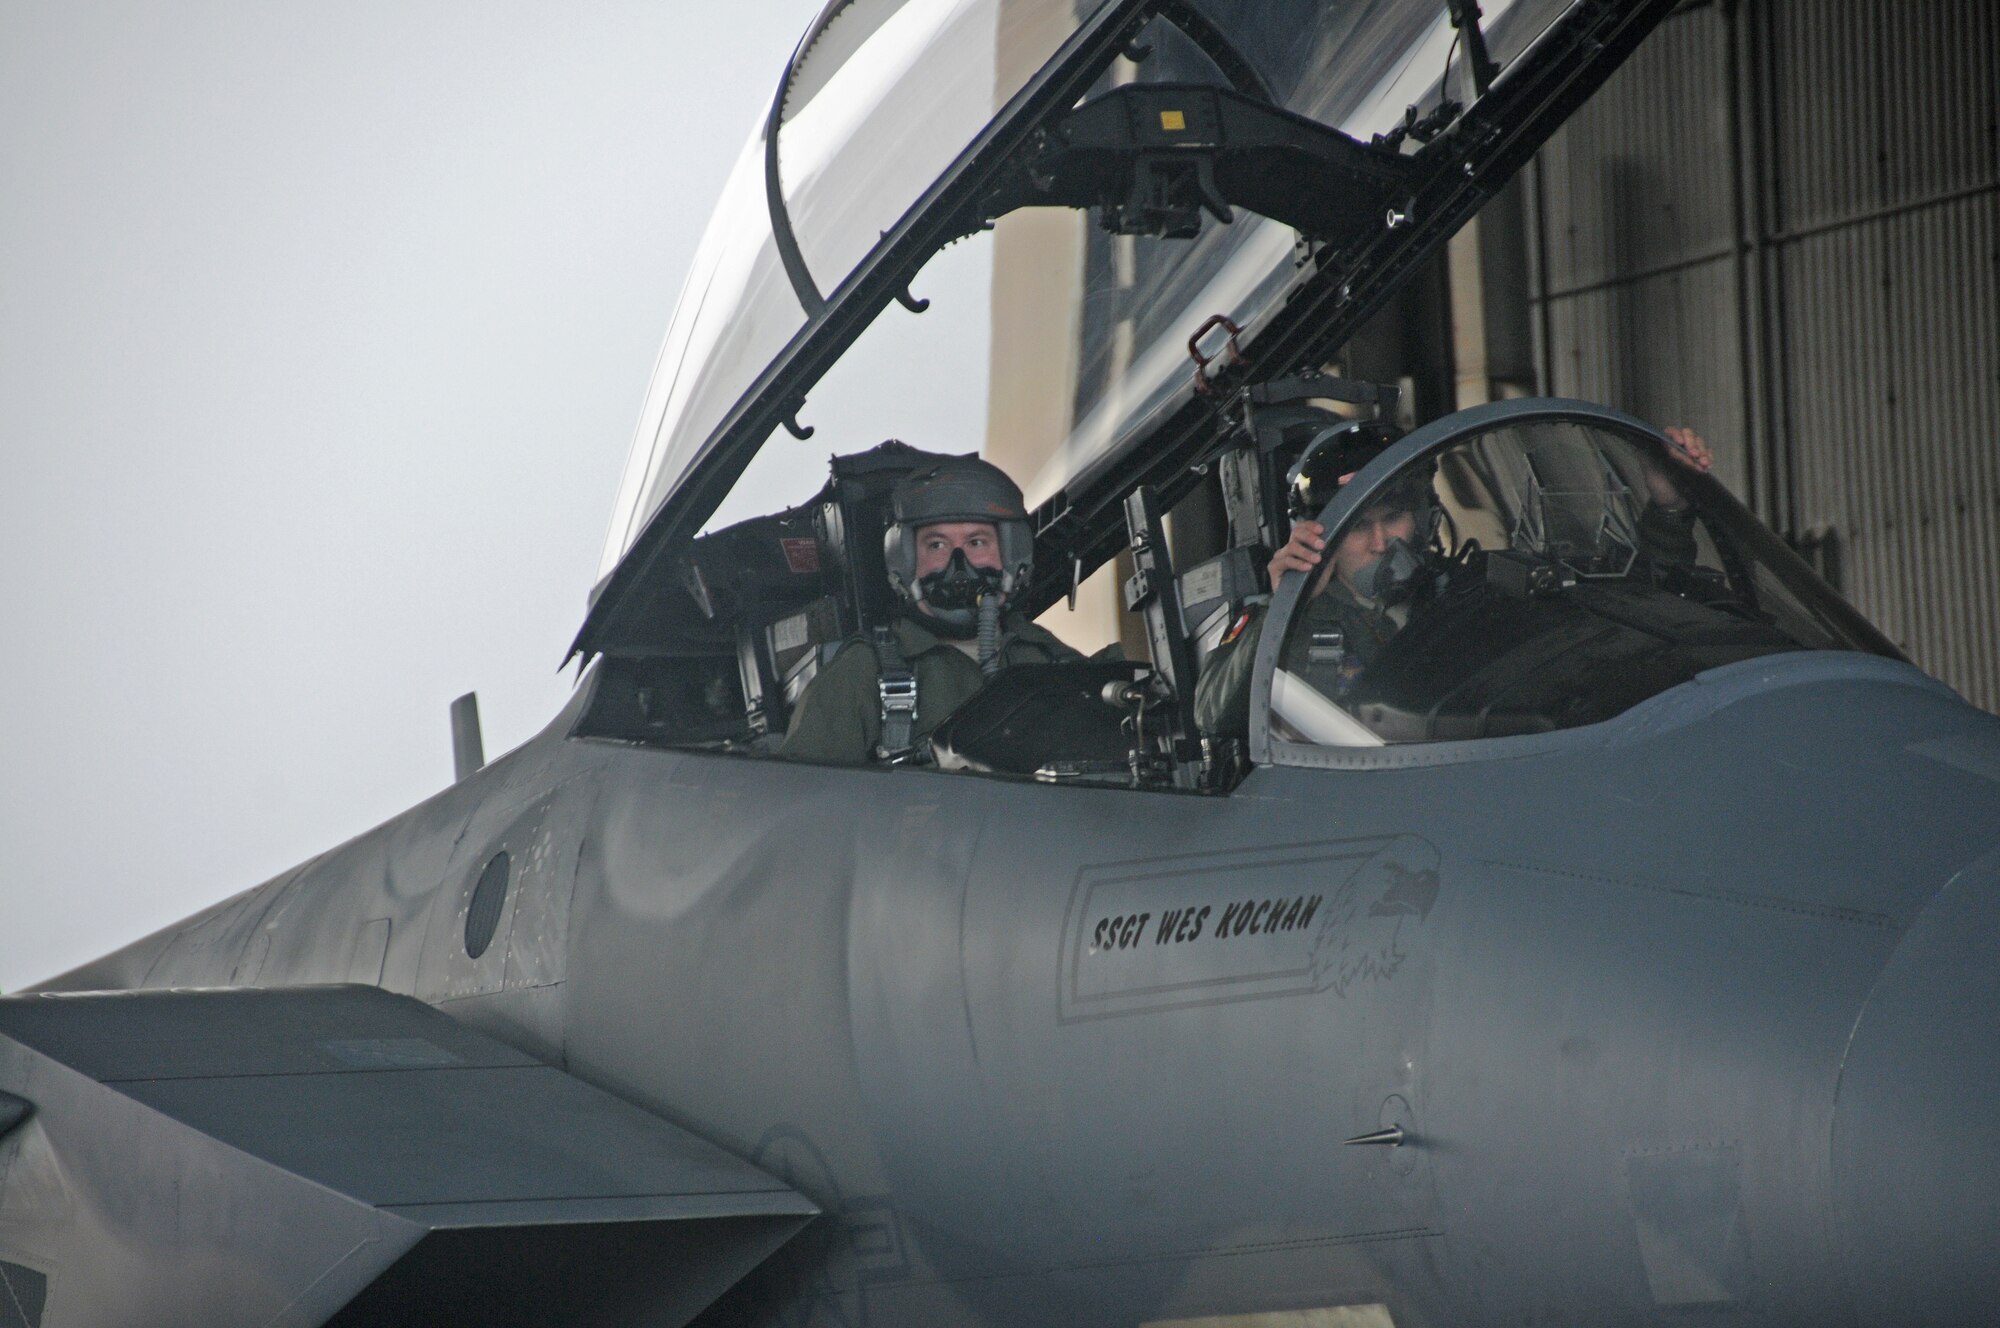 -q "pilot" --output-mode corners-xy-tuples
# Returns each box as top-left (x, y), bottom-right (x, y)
(1194, 420), (1429, 741)
(780, 455), (1082, 765)
(1193, 422), (1716, 741)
